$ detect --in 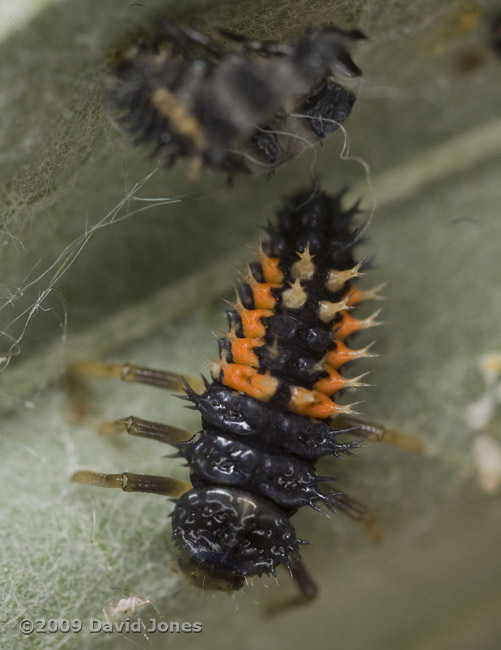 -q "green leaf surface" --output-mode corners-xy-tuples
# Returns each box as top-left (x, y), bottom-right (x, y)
(1, 1), (501, 649)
